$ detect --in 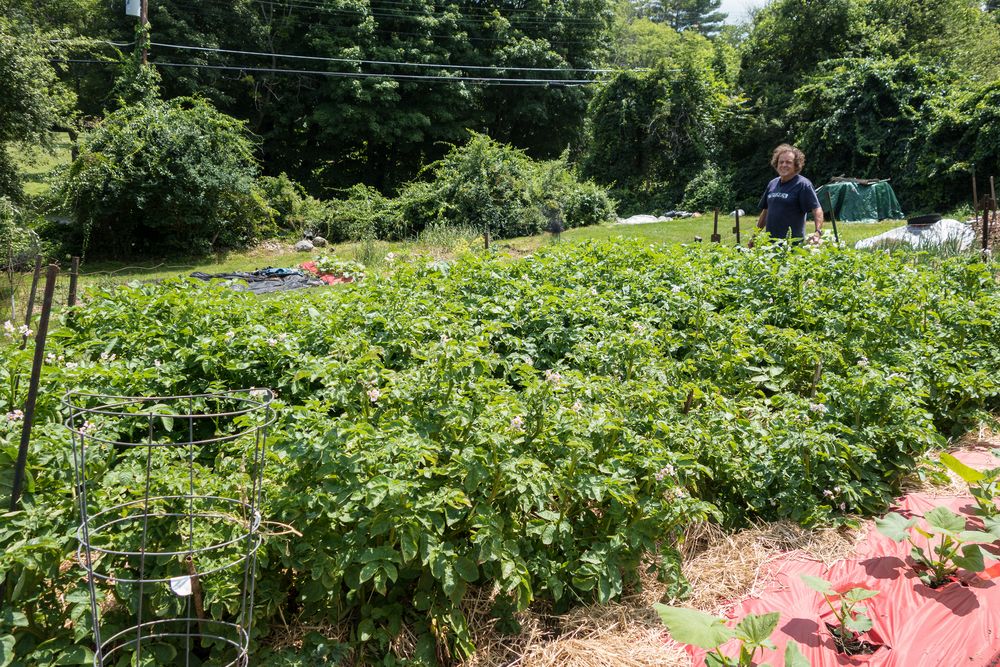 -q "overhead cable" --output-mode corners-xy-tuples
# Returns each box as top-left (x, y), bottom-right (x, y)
(149, 40), (617, 73)
(57, 58), (598, 85)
